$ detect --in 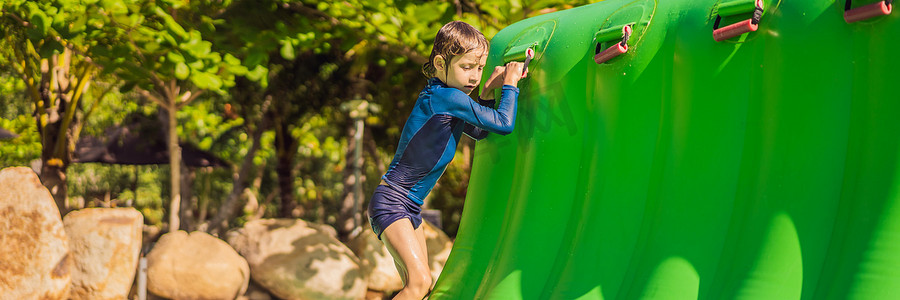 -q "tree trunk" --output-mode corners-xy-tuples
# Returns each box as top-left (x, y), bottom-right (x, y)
(198, 169), (210, 224)
(364, 127), (386, 175)
(34, 52), (80, 217)
(39, 117), (70, 216)
(40, 160), (69, 215)
(165, 104), (182, 232)
(202, 92), (270, 235)
(179, 165), (194, 231)
(275, 121), (299, 218)
(130, 165), (140, 207)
